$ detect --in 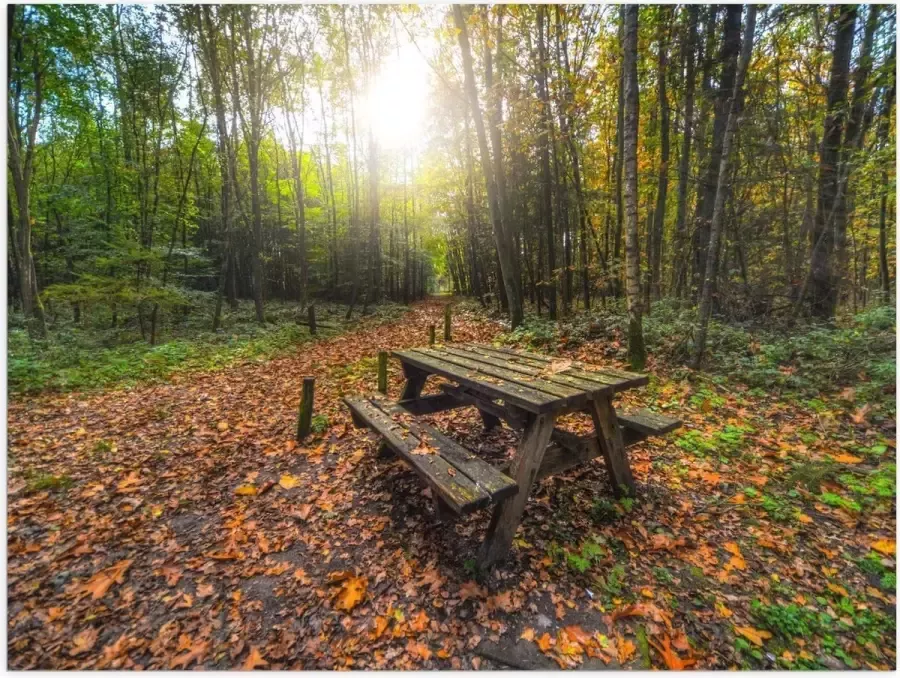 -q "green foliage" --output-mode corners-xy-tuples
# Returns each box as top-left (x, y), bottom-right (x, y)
(25, 472), (74, 494)
(594, 563), (626, 596)
(565, 536), (607, 574)
(752, 600), (825, 639)
(9, 297), (404, 394)
(310, 415), (330, 434)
